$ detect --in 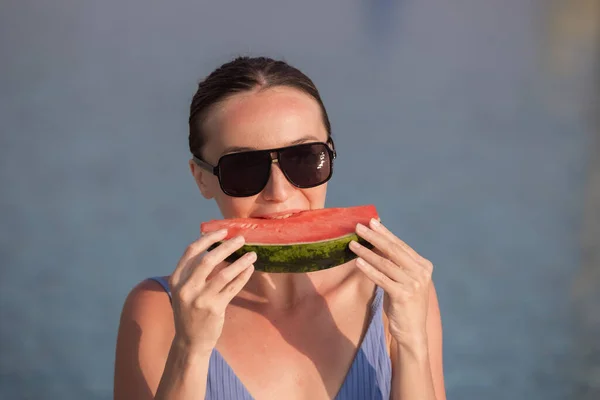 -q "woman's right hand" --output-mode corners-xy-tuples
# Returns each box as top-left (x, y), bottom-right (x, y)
(168, 229), (256, 354)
